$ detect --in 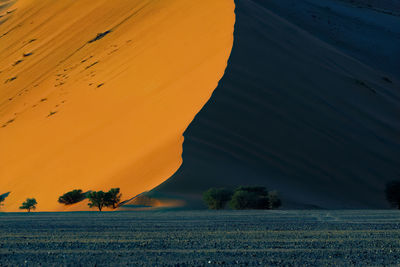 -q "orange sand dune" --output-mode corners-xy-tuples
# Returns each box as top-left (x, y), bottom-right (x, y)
(0, 0), (235, 211)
